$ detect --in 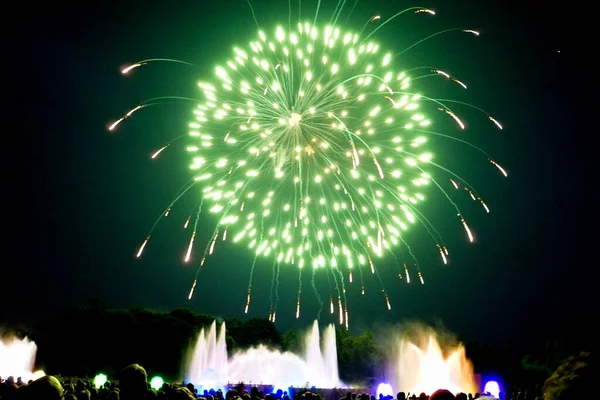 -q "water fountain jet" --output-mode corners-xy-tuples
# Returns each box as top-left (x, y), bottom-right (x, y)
(388, 324), (476, 395)
(186, 320), (342, 390)
(0, 336), (45, 382)
(186, 320), (228, 391)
